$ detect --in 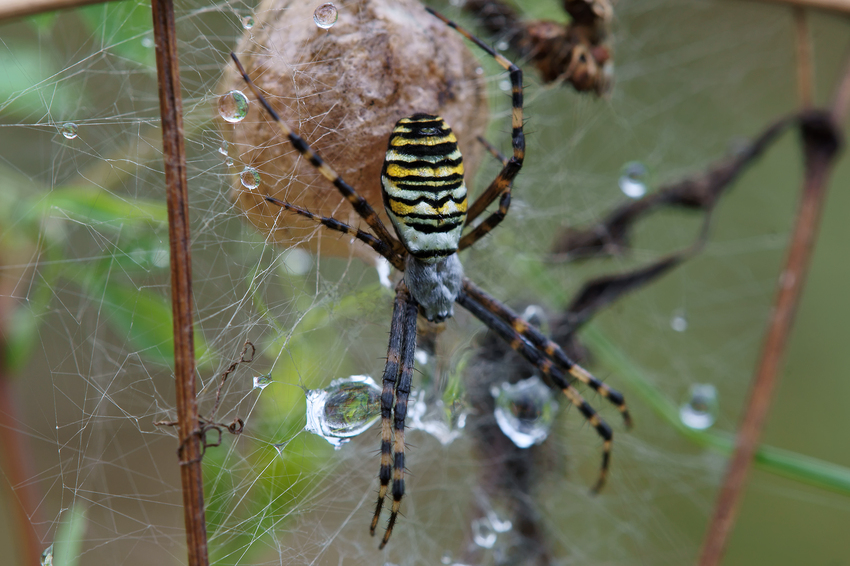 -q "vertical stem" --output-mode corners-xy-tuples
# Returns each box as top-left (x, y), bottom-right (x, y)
(698, 43), (849, 563)
(150, 1), (209, 565)
(0, 353), (44, 566)
(794, 8), (813, 108)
